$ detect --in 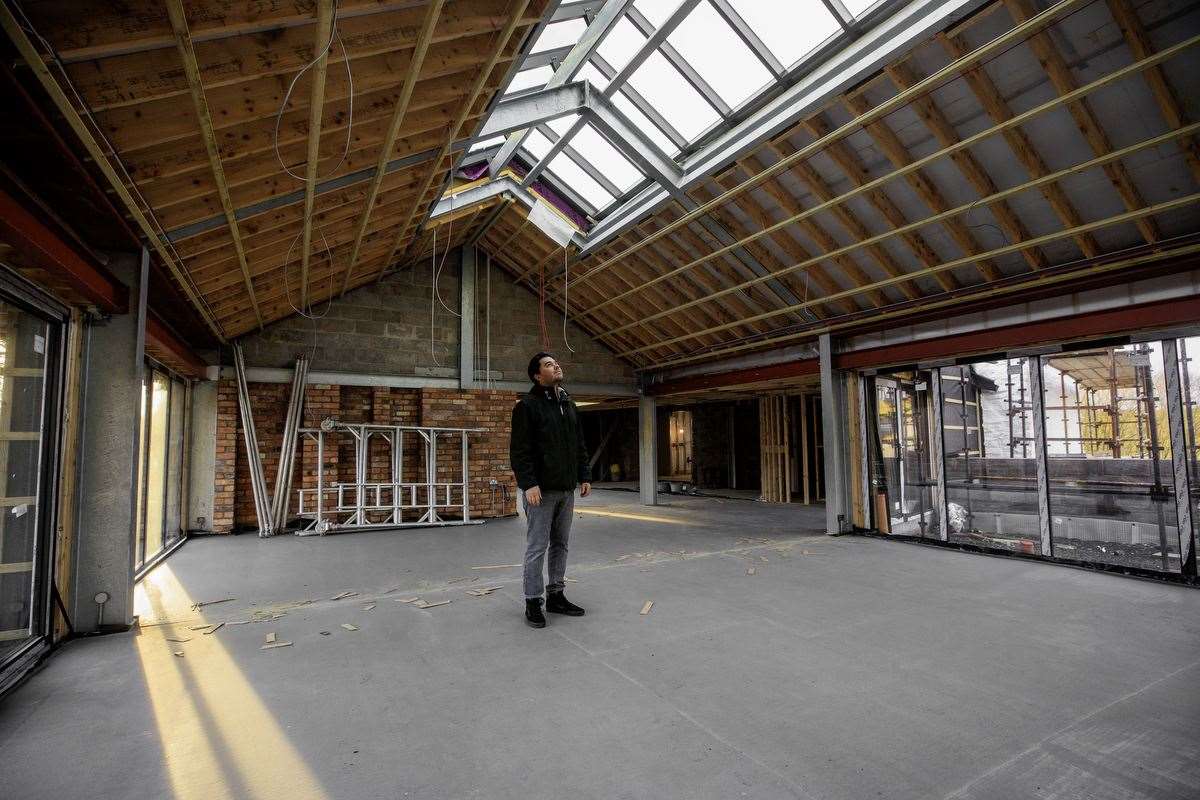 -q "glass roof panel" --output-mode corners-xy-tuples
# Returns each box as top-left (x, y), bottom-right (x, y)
(547, 113), (579, 137)
(726, 0), (842, 68)
(504, 65), (553, 95)
(628, 50), (720, 141)
(842, 0), (881, 17)
(635, 0), (682, 28)
(570, 124), (644, 192)
(531, 19), (587, 54)
(595, 17), (645, 73)
(611, 91), (680, 156)
(668, 1), (772, 108)
(546, 152), (616, 210)
(577, 62), (610, 91)
(523, 129), (555, 160)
